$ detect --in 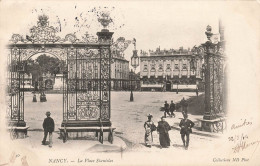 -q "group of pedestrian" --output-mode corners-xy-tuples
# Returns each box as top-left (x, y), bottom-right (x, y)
(144, 115), (171, 148)
(163, 100), (176, 118)
(42, 98), (194, 150)
(32, 92), (47, 102)
(144, 97), (194, 150)
(164, 97), (189, 118)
